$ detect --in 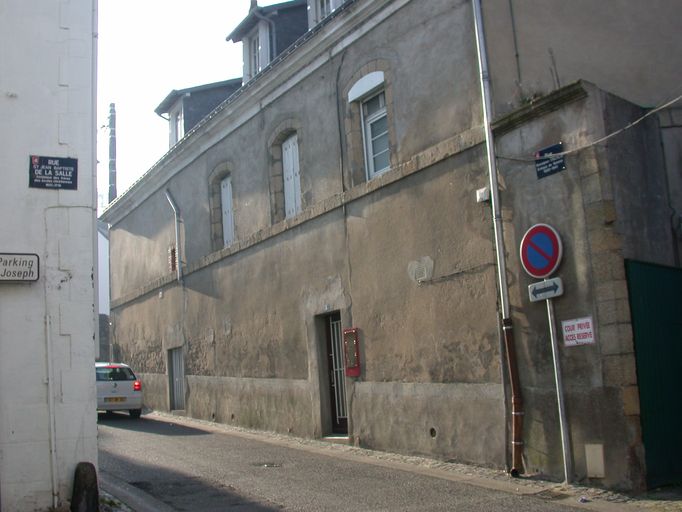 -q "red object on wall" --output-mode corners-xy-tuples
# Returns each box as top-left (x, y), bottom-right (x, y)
(342, 328), (361, 377)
